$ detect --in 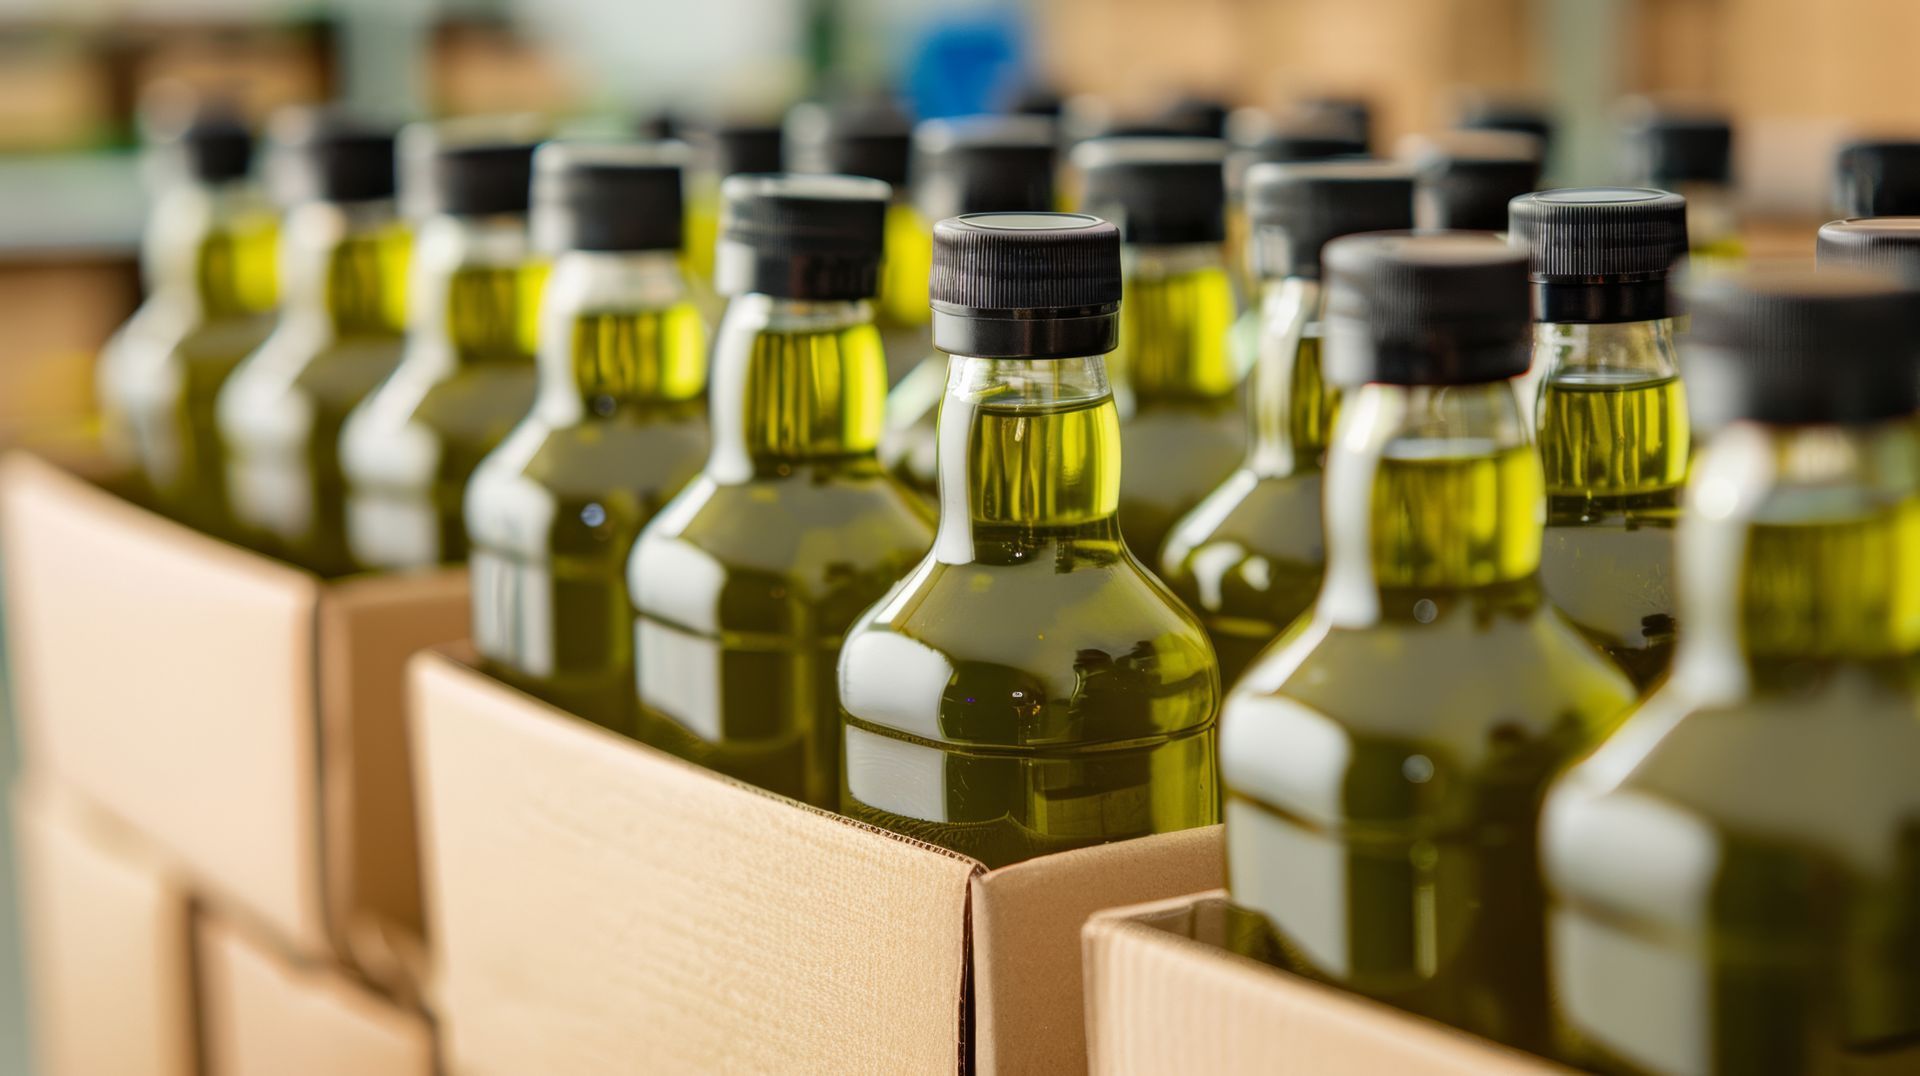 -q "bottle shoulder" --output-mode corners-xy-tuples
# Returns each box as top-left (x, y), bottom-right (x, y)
(1162, 467), (1326, 576)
